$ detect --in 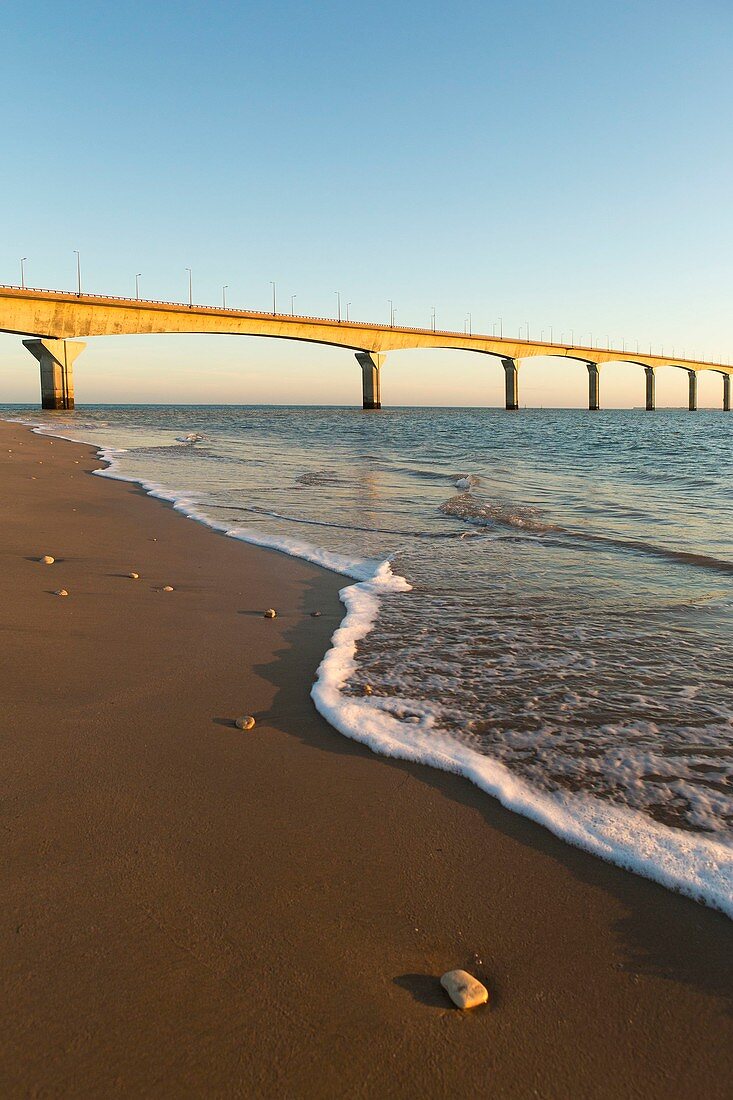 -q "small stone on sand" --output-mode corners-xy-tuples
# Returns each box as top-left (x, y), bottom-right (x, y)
(235, 715), (256, 730)
(310, 611), (322, 617)
(363, 684), (373, 695)
(440, 970), (489, 1010)
(54, 589), (69, 598)
(162, 585), (174, 592)
(264, 608), (277, 618)
(129, 572), (140, 580)
(40, 555), (55, 565)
